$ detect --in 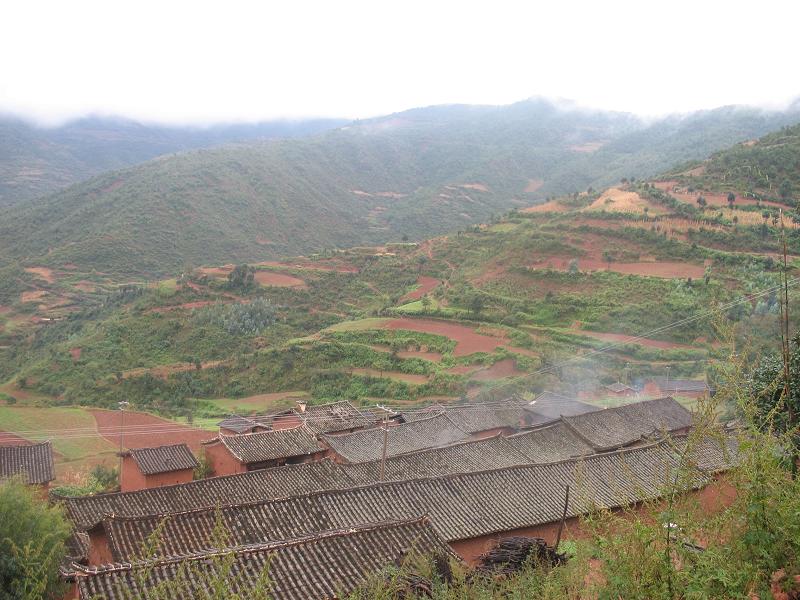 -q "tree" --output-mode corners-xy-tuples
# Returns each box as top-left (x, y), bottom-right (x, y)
(0, 479), (71, 599)
(780, 179), (793, 200)
(727, 192), (736, 209)
(226, 264), (255, 290)
(602, 250), (614, 270)
(696, 196), (707, 209)
(568, 259), (579, 275)
(750, 333), (800, 465)
(468, 293), (485, 316)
